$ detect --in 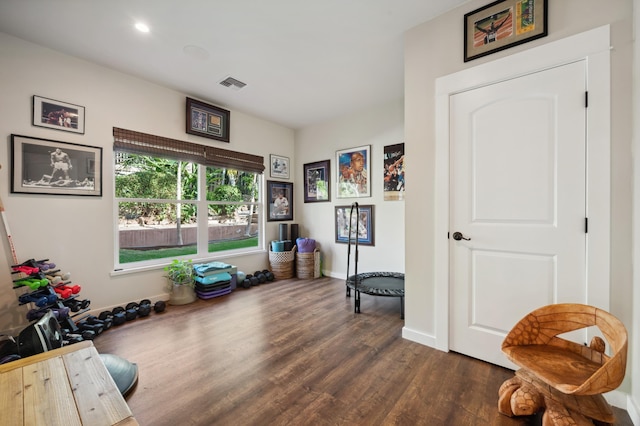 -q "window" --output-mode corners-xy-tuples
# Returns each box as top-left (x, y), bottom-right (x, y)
(113, 128), (264, 269)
